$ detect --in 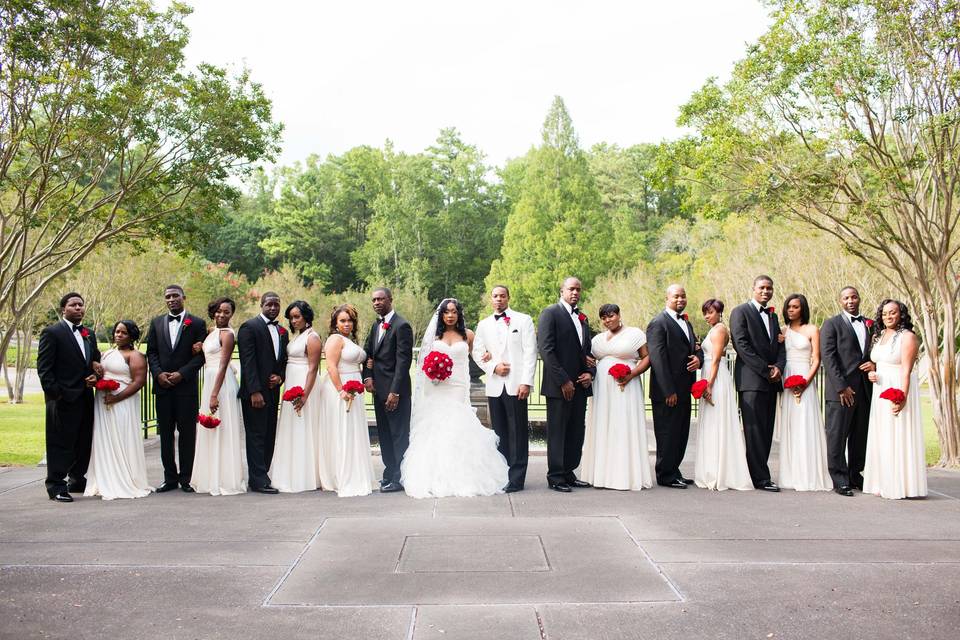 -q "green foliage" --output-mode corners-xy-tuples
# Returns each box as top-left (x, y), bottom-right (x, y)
(485, 97), (617, 313)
